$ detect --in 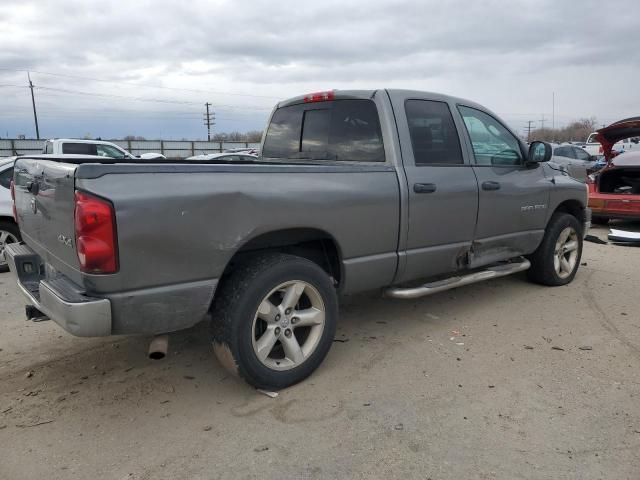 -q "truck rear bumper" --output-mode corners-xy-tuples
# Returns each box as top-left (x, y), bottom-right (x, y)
(5, 243), (112, 336)
(5, 243), (218, 337)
